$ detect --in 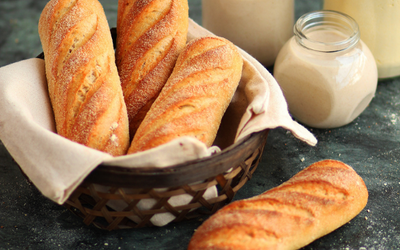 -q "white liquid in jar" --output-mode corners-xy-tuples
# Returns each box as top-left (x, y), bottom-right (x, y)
(274, 28), (378, 128)
(324, 0), (400, 79)
(202, 0), (294, 67)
